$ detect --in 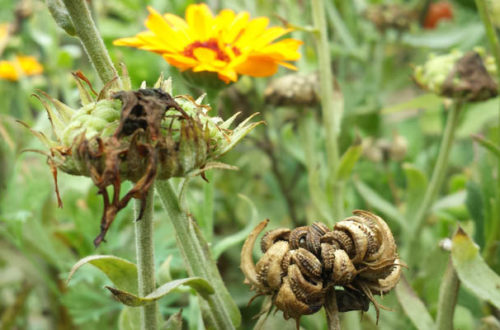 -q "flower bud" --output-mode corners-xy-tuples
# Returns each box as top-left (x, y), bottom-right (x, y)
(26, 72), (261, 246)
(414, 49), (497, 102)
